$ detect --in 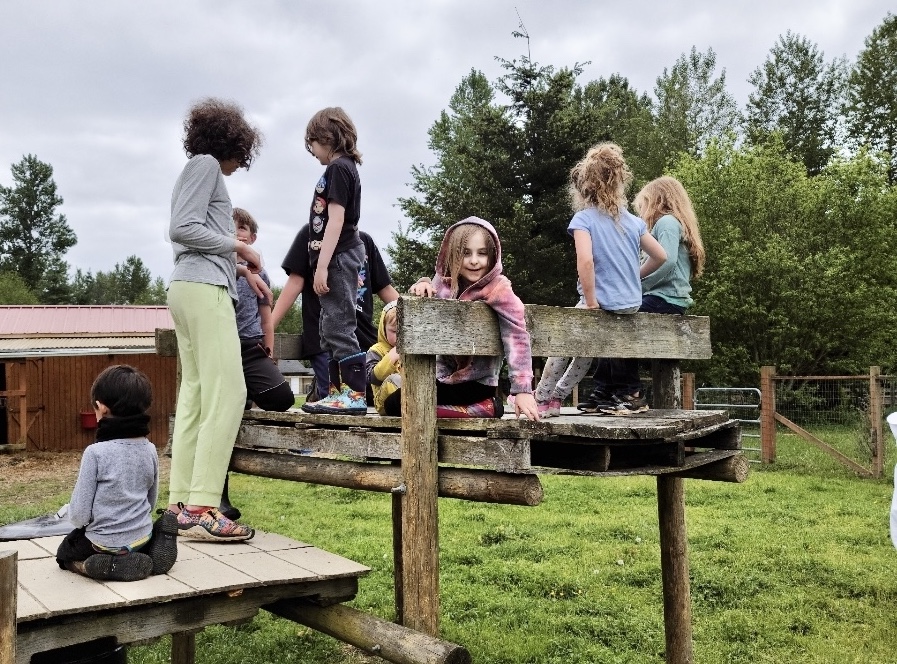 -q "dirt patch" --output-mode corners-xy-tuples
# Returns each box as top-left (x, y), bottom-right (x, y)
(0, 451), (171, 510)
